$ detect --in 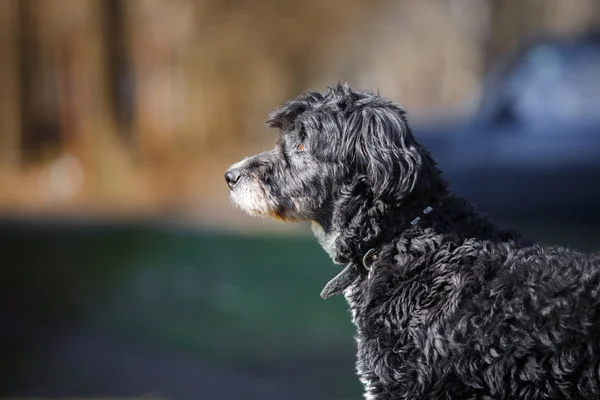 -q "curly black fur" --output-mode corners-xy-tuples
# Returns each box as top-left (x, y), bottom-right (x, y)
(226, 84), (600, 399)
